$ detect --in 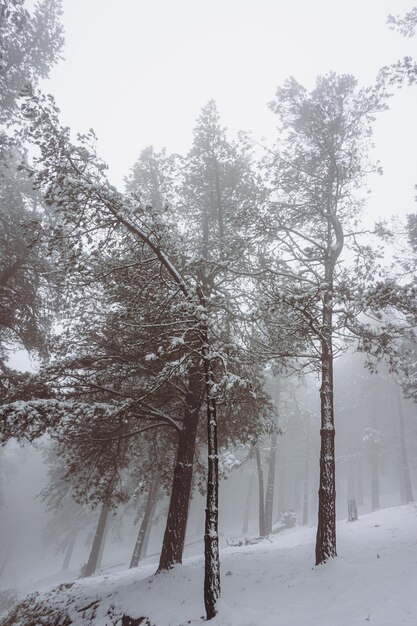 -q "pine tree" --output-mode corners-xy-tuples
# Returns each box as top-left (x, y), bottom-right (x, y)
(0, 0), (63, 371)
(264, 73), (389, 564)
